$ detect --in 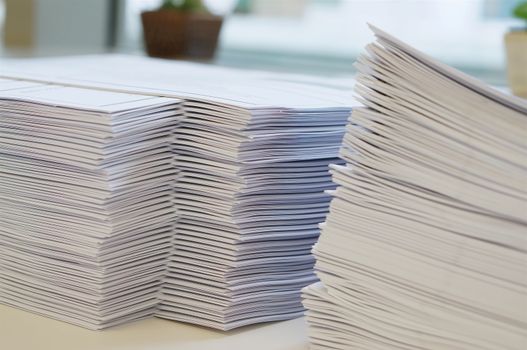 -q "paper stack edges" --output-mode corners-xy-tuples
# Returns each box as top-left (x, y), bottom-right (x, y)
(161, 94), (349, 330)
(0, 80), (181, 329)
(302, 26), (527, 350)
(0, 59), (354, 330)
